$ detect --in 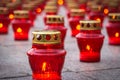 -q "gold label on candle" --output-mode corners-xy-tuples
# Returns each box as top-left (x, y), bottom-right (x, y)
(44, 6), (57, 13)
(14, 10), (29, 18)
(108, 13), (120, 21)
(0, 7), (8, 14)
(46, 15), (64, 24)
(70, 9), (85, 17)
(32, 30), (61, 44)
(6, 3), (17, 9)
(80, 20), (101, 30)
(91, 5), (102, 12)
(22, 4), (34, 11)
